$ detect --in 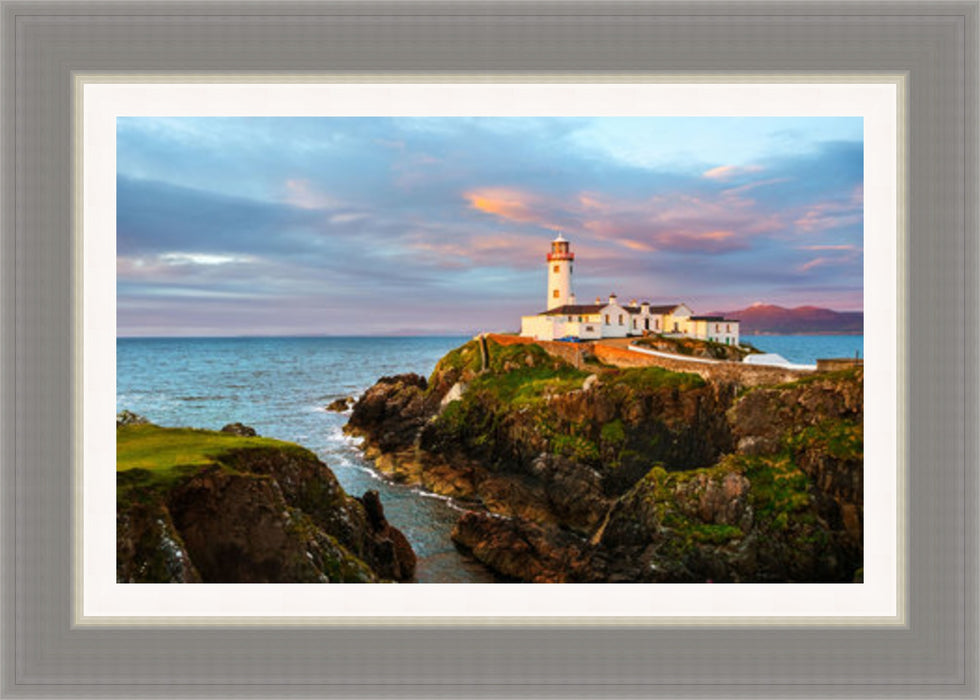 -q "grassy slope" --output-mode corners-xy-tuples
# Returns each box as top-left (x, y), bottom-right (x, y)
(117, 424), (316, 497)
